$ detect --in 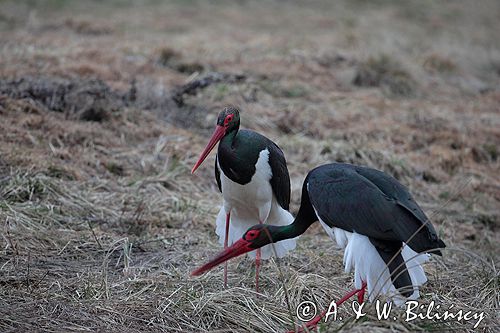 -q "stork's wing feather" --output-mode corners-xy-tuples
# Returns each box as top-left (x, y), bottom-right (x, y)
(307, 164), (444, 253)
(267, 143), (291, 210)
(214, 155), (222, 193)
(353, 166), (429, 227)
